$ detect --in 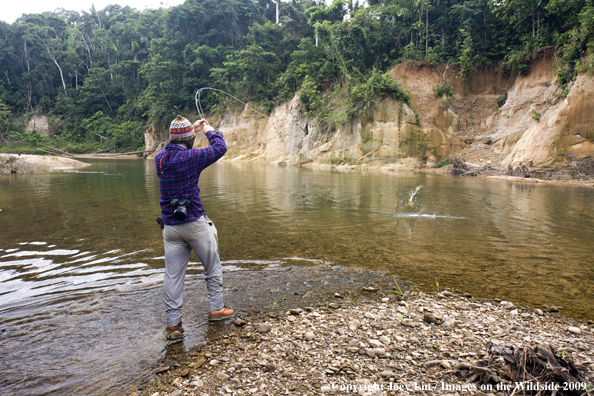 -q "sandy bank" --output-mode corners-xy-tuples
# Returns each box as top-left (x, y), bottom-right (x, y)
(0, 153), (91, 174)
(140, 290), (594, 396)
